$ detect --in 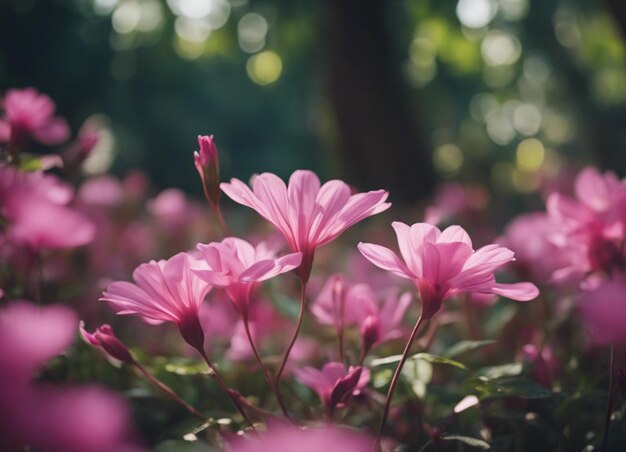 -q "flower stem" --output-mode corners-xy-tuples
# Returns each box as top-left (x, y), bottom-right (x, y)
(274, 279), (308, 421)
(601, 344), (615, 452)
(242, 316), (291, 418)
(211, 203), (232, 237)
(197, 348), (257, 433)
(134, 362), (205, 419)
(377, 315), (425, 446)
